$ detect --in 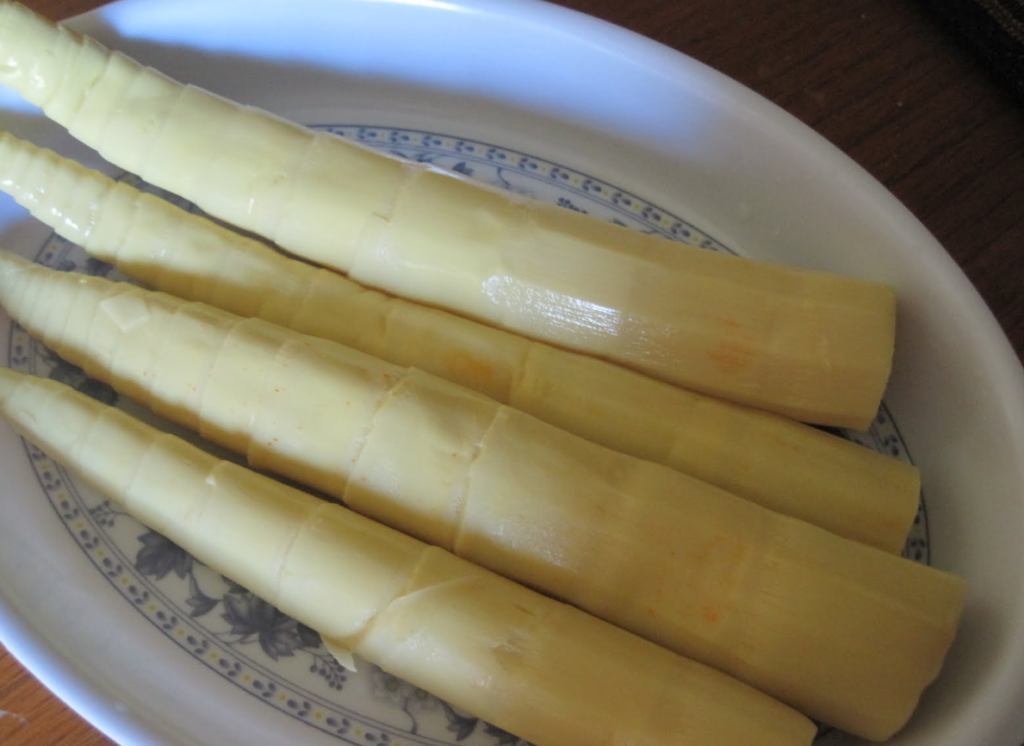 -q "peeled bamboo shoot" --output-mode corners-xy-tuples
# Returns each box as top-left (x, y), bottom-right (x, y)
(0, 0), (896, 428)
(0, 252), (966, 740)
(0, 130), (920, 552)
(0, 367), (816, 746)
